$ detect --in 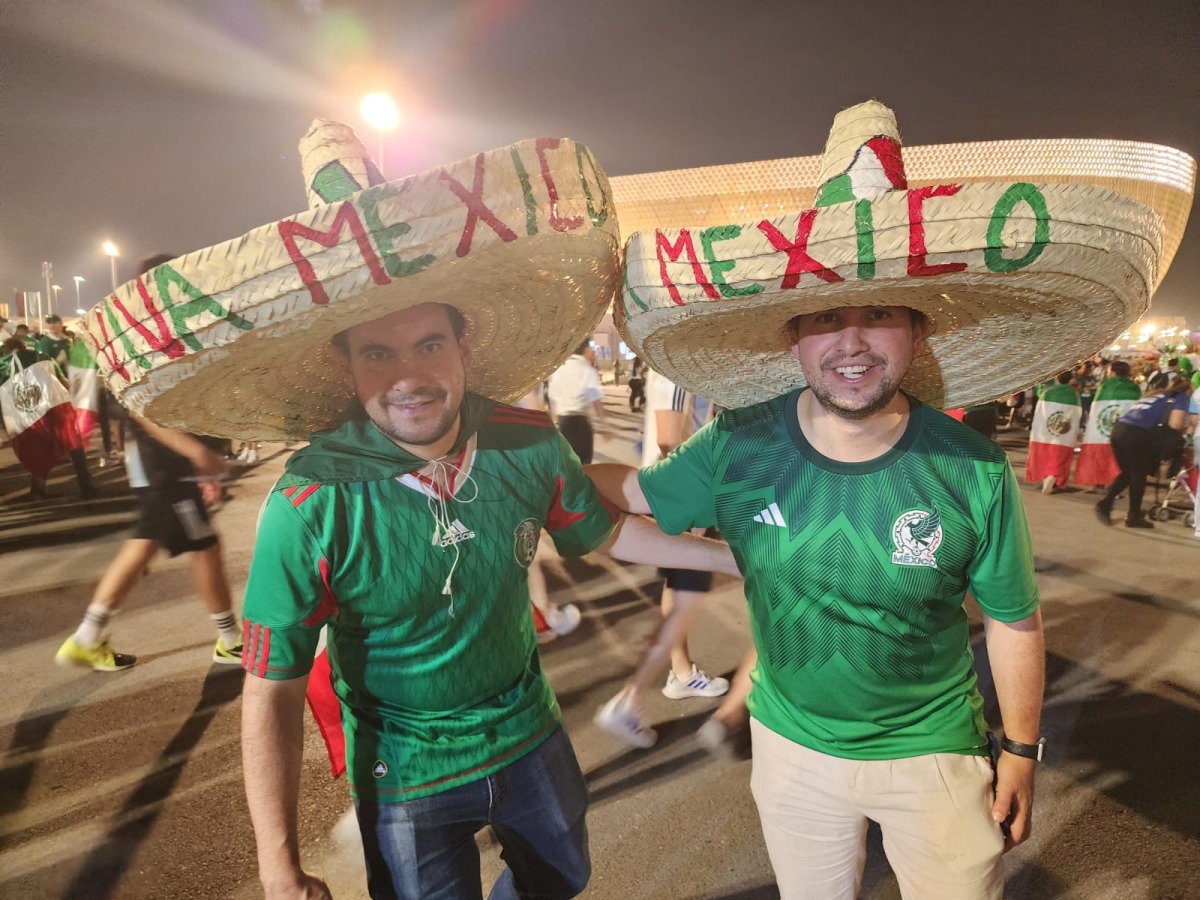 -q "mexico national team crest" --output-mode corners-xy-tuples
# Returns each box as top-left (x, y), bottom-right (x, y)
(513, 517), (540, 567)
(891, 509), (943, 569)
